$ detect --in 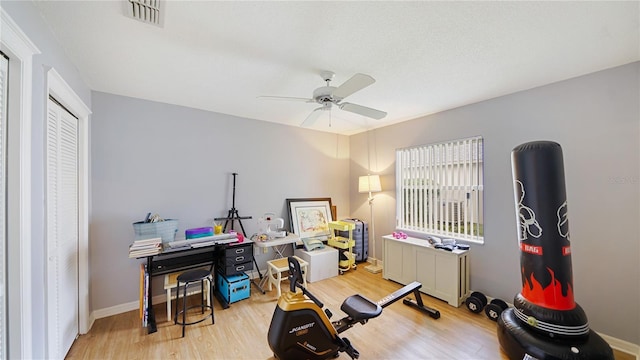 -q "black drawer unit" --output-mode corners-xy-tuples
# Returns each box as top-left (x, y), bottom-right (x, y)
(217, 241), (253, 275)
